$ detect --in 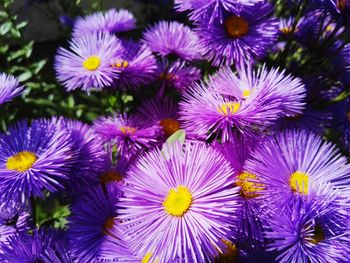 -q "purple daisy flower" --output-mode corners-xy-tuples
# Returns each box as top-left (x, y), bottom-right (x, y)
(179, 64), (305, 141)
(174, 0), (264, 23)
(68, 186), (131, 262)
(0, 73), (24, 105)
(315, 0), (350, 13)
(266, 185), (350, 263)
(55, 33), (121, 92)
(214, 136), (267, 251)
(142, 21), (203, 61)
(244, 130), (350, 204)
(73, 9), (136, 38)
(99, 153), (135, 188)
(273, 108), (333, 135)
(0, 197), (29, 244)
(0, 230), (73, 263)
(119, 141), (240, 262)
(0, 120), (72, 203)
(331, 98), (350, 151)
(156, 59), (201, 93)
(112, 39), (157, 89)
(211, 65), (306, 117)
(94, 114), (162, 158)
(136, 97), (181, 137)
(196, 2), (279, 66)
(53, 118), (106, 194)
